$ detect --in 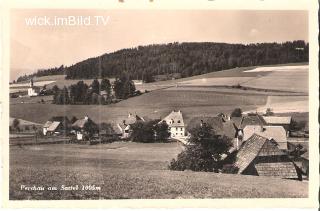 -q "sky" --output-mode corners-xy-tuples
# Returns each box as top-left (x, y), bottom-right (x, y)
(10, 9), (308, 80)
